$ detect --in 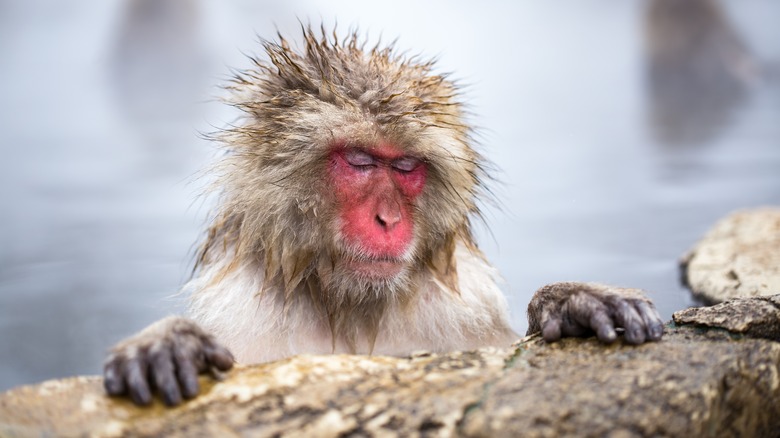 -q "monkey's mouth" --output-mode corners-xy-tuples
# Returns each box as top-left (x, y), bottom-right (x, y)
(344, 256), (405, 279)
